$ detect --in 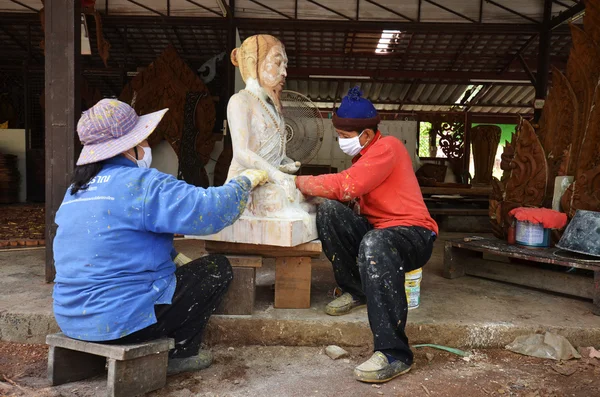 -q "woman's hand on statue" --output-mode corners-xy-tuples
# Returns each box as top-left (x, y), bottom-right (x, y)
(240, 169), (269, 189)
(279, 161), (302, 174)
